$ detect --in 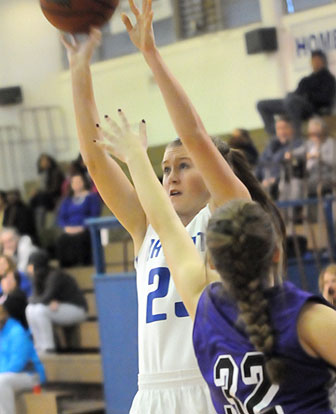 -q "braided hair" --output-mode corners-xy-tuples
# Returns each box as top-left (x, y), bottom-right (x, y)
(206, 200), (287, 384)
